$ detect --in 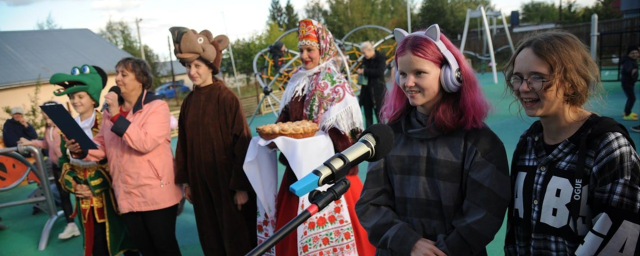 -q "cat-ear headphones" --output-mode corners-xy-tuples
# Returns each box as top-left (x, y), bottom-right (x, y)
(393, 24), (462, 93)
